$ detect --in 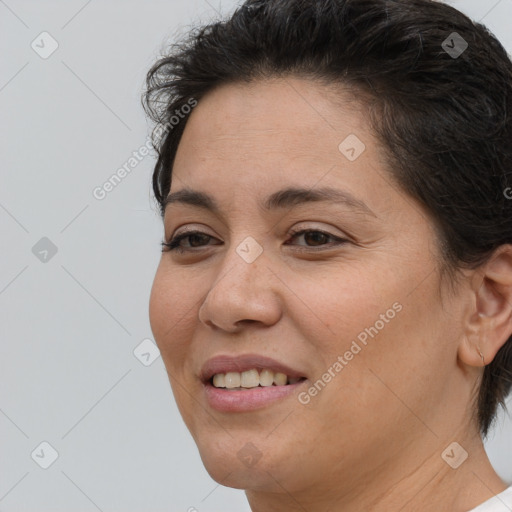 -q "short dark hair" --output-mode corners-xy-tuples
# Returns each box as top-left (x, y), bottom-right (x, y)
(142, 0), (512, 438)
